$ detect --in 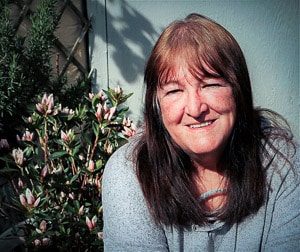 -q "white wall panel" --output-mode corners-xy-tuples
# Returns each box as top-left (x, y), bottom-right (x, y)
(88, 0), (299, 139)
